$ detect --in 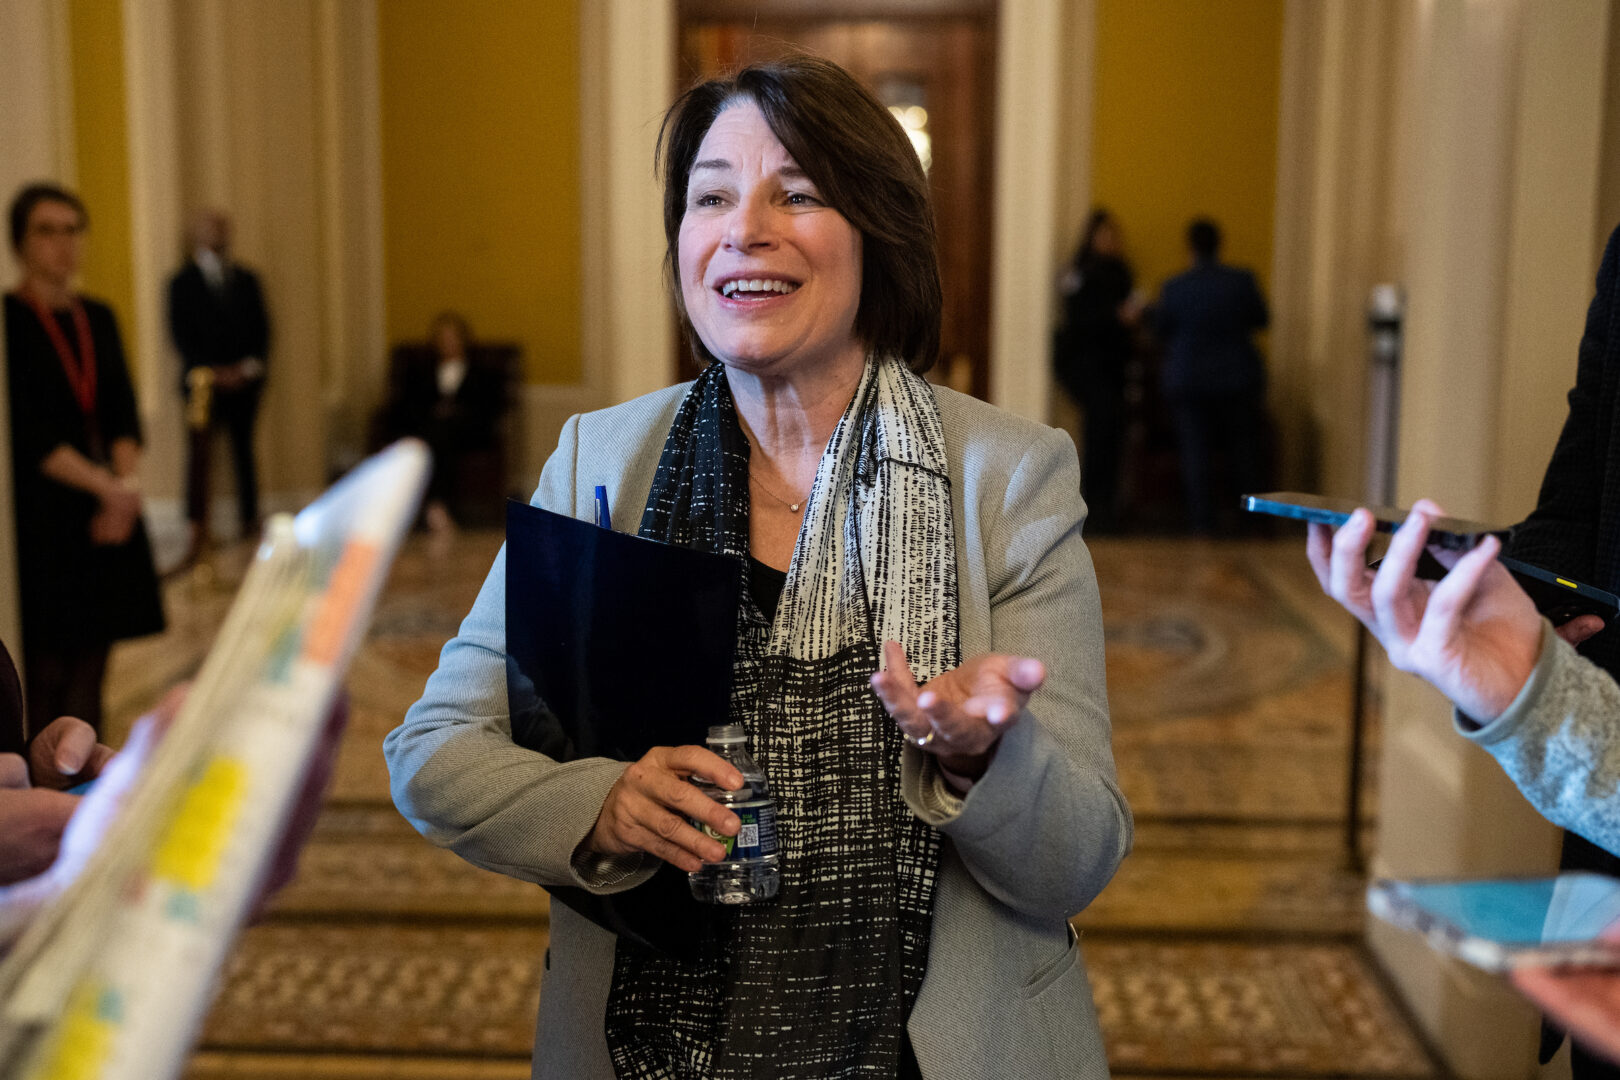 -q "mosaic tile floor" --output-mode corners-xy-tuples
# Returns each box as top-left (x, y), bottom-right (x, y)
(97, 530), (1438, 1079)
